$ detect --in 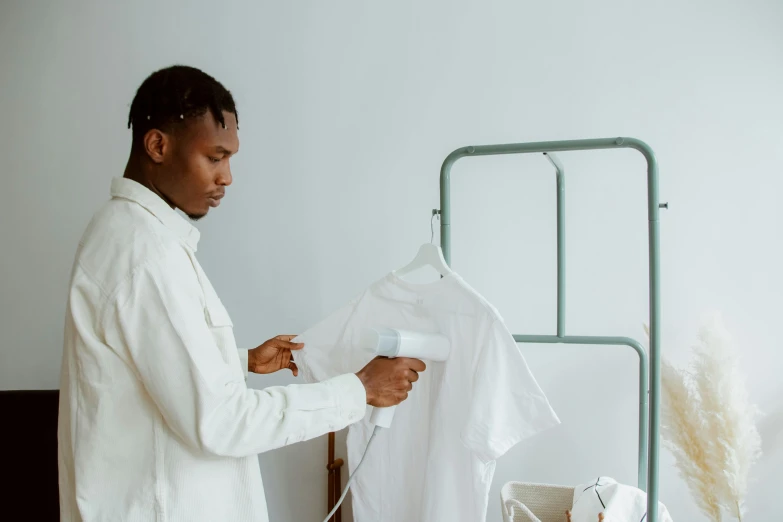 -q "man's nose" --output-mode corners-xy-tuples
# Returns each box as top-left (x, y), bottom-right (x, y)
(217, 165), (232, 187)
